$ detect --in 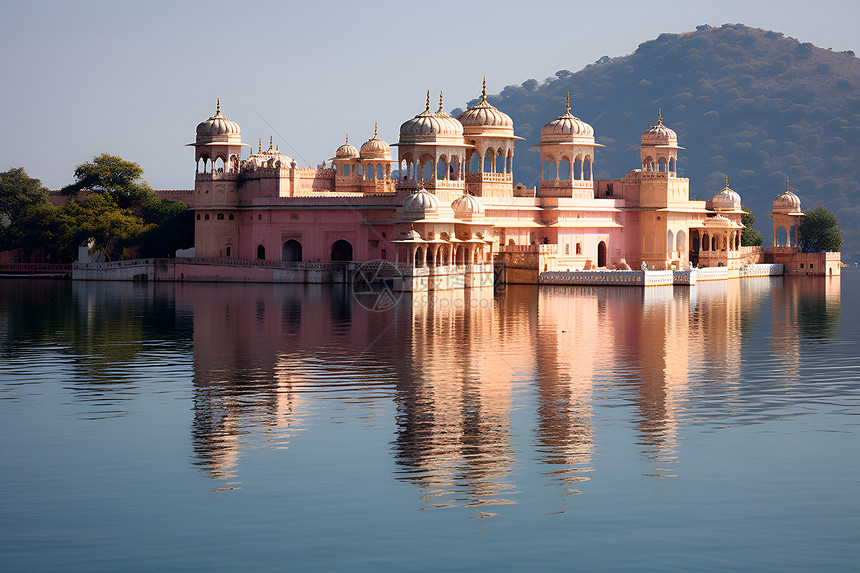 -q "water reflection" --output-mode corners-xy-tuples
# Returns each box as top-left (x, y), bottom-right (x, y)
(0, 273), (846, 516)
